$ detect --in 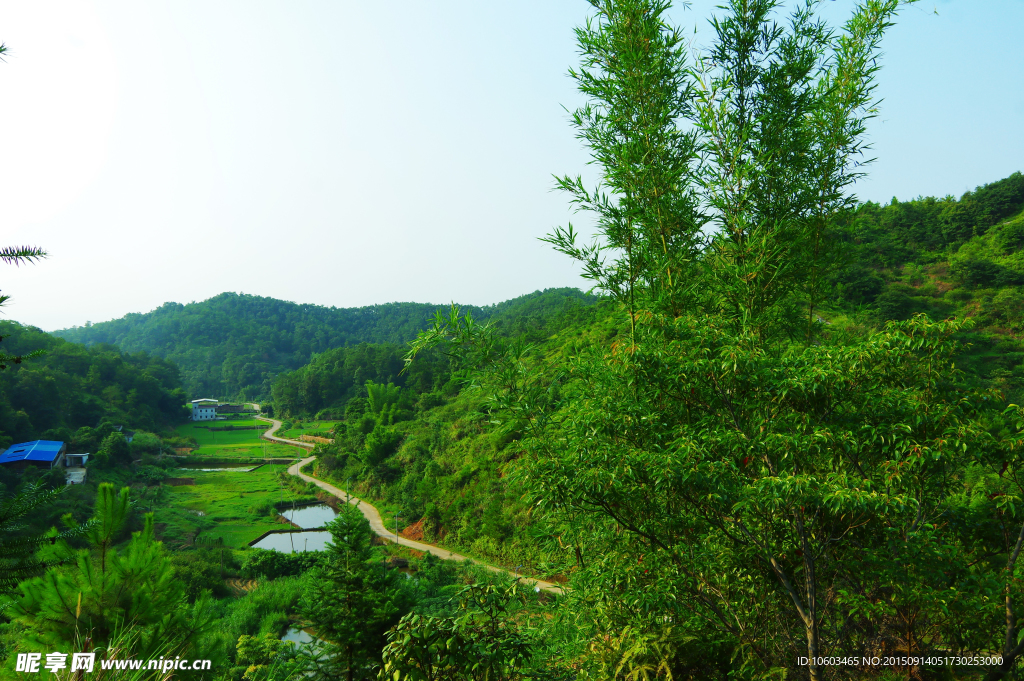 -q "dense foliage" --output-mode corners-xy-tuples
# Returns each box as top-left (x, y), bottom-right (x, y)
(271, 344), (450, 420)
(0, 321), (187, 451)
(830, 172), (1024, 399)
(53, 289), (597, 401)
(9, 484), (210, 659)
(405, 1), (1024, 678)
(6, 0), (1024, 678)
(844, 172), (1024, 270)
